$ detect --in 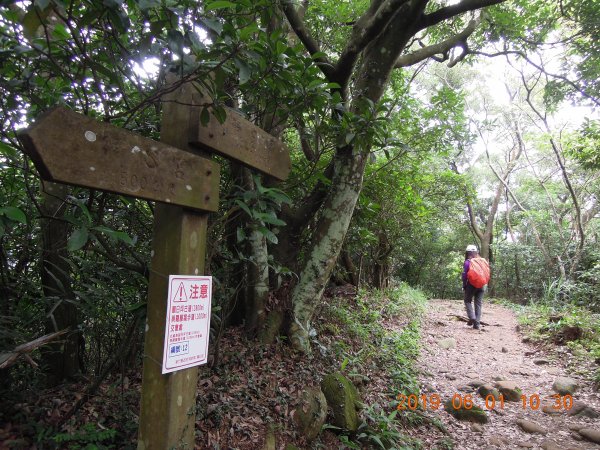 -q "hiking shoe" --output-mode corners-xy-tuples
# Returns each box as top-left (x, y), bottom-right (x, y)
(473, 322), (480, 330)
(466, 319), (474, 326)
